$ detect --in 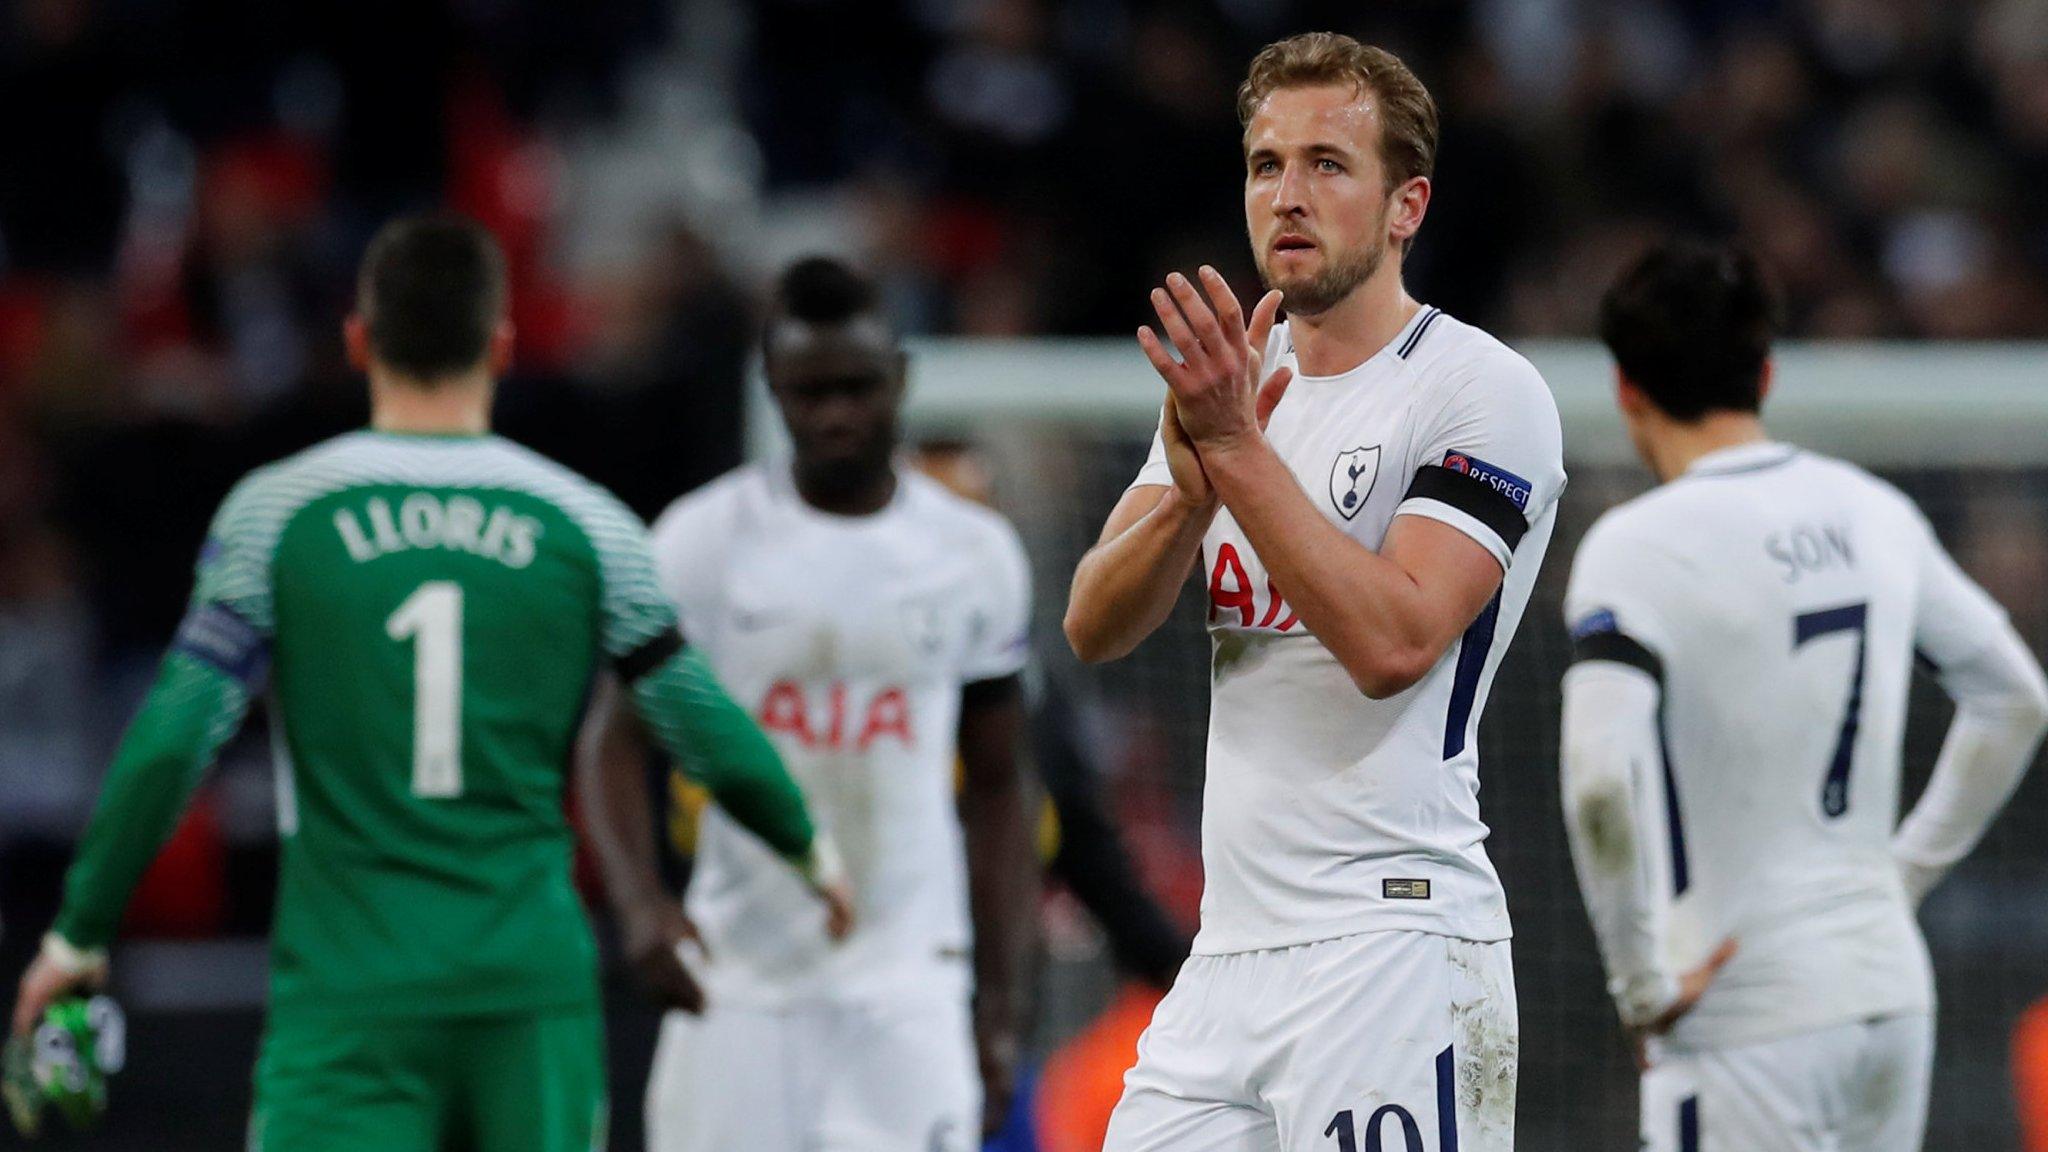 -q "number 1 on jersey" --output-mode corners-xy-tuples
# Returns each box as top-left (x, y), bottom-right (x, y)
(387, 581), (464, 798)
(1794, 601), (1869, 819)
